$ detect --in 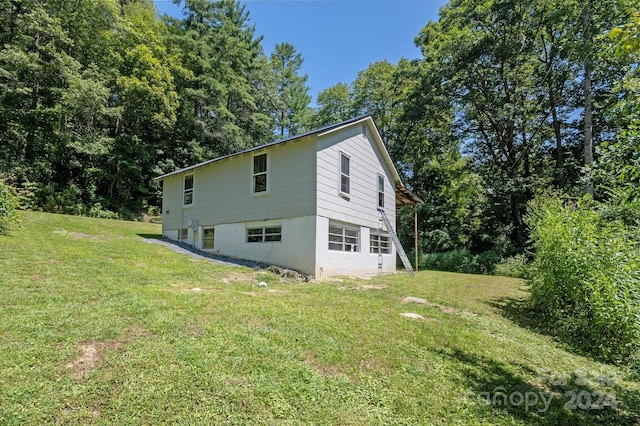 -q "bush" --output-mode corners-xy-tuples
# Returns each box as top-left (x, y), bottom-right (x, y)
(0, 179), (20, 233)
(420, 248), (500, 275)
(494, 254), (529, 278)
(526, 193), (640, 363)
(88, 203), (120, 220)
